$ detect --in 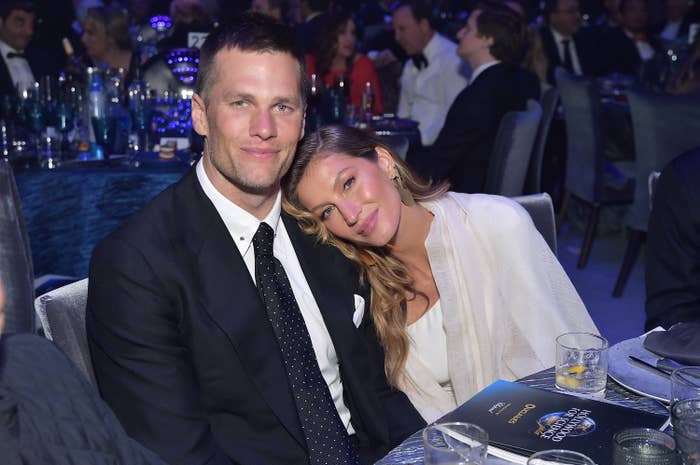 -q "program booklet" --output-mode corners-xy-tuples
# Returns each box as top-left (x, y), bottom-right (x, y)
(441, 380), (669, 464)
